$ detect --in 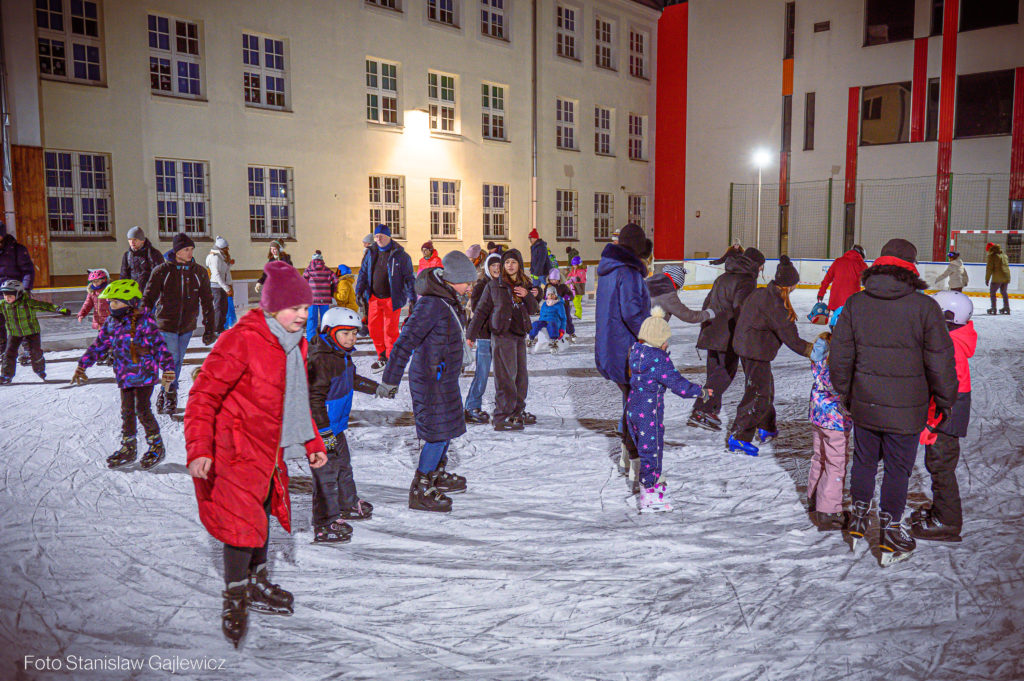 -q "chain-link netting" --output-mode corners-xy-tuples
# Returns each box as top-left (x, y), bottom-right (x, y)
(950, 231), (1023, 264)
